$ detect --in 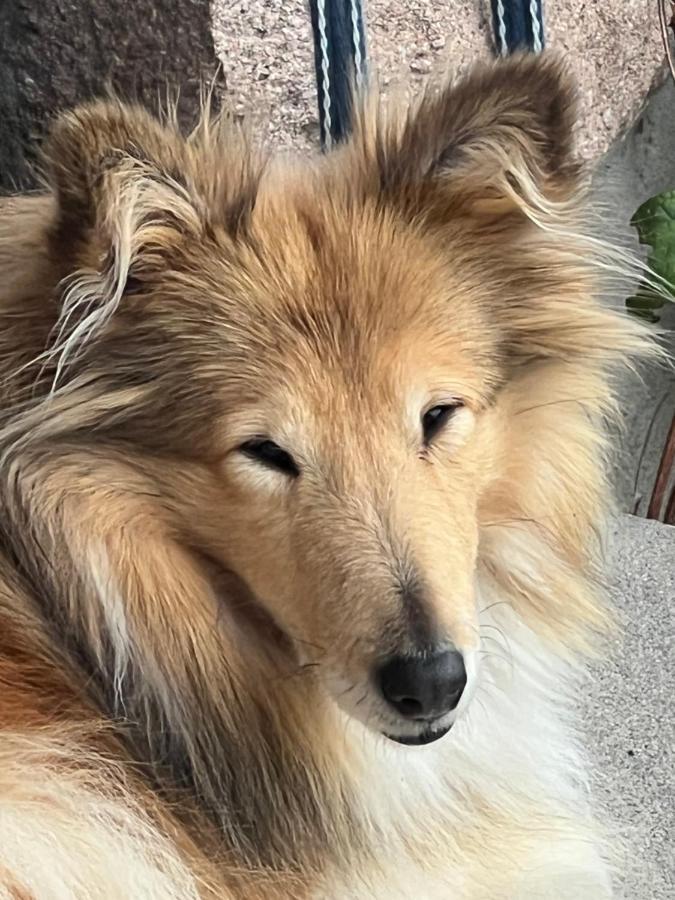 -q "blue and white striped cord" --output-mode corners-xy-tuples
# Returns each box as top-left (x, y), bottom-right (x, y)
(529, 0), (543, 53)
(316, 0), (333, 150)
(309, 0), (368, 149)
(495, 0), (508, 56)
(350, 0), (366, 88)
(491, 0), (544, 55)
